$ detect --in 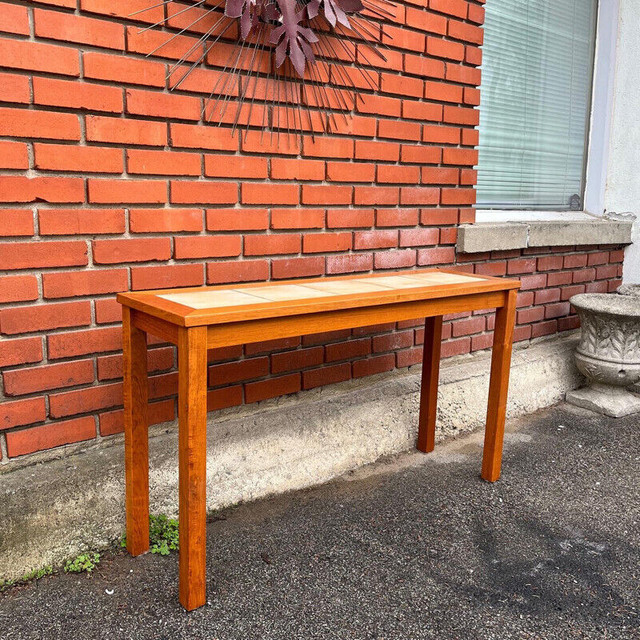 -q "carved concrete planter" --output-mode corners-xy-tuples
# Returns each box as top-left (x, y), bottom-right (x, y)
(566, 293), (640, 417)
